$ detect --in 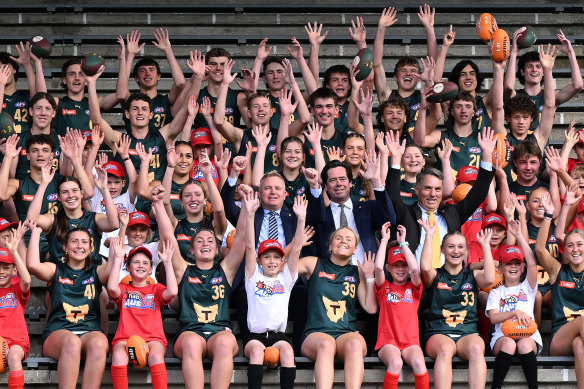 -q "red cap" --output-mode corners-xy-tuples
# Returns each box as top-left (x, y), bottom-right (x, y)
(191, 128), (213, 147)
(257, 239), (285, 257)
(103, 161), (126, 178)
(0, 218), (18, 233)
(81, 129), (92, 141)
(125, 245), (152, 263)
(127, 212), (150, 229)
(0, 248), (14, 264)
(577, 129), (584, 145)
(482, 213), (507, 230)
(500, 245), (524, 264)
(456, 166), (479, 183)
(387, 246), (407, 265)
